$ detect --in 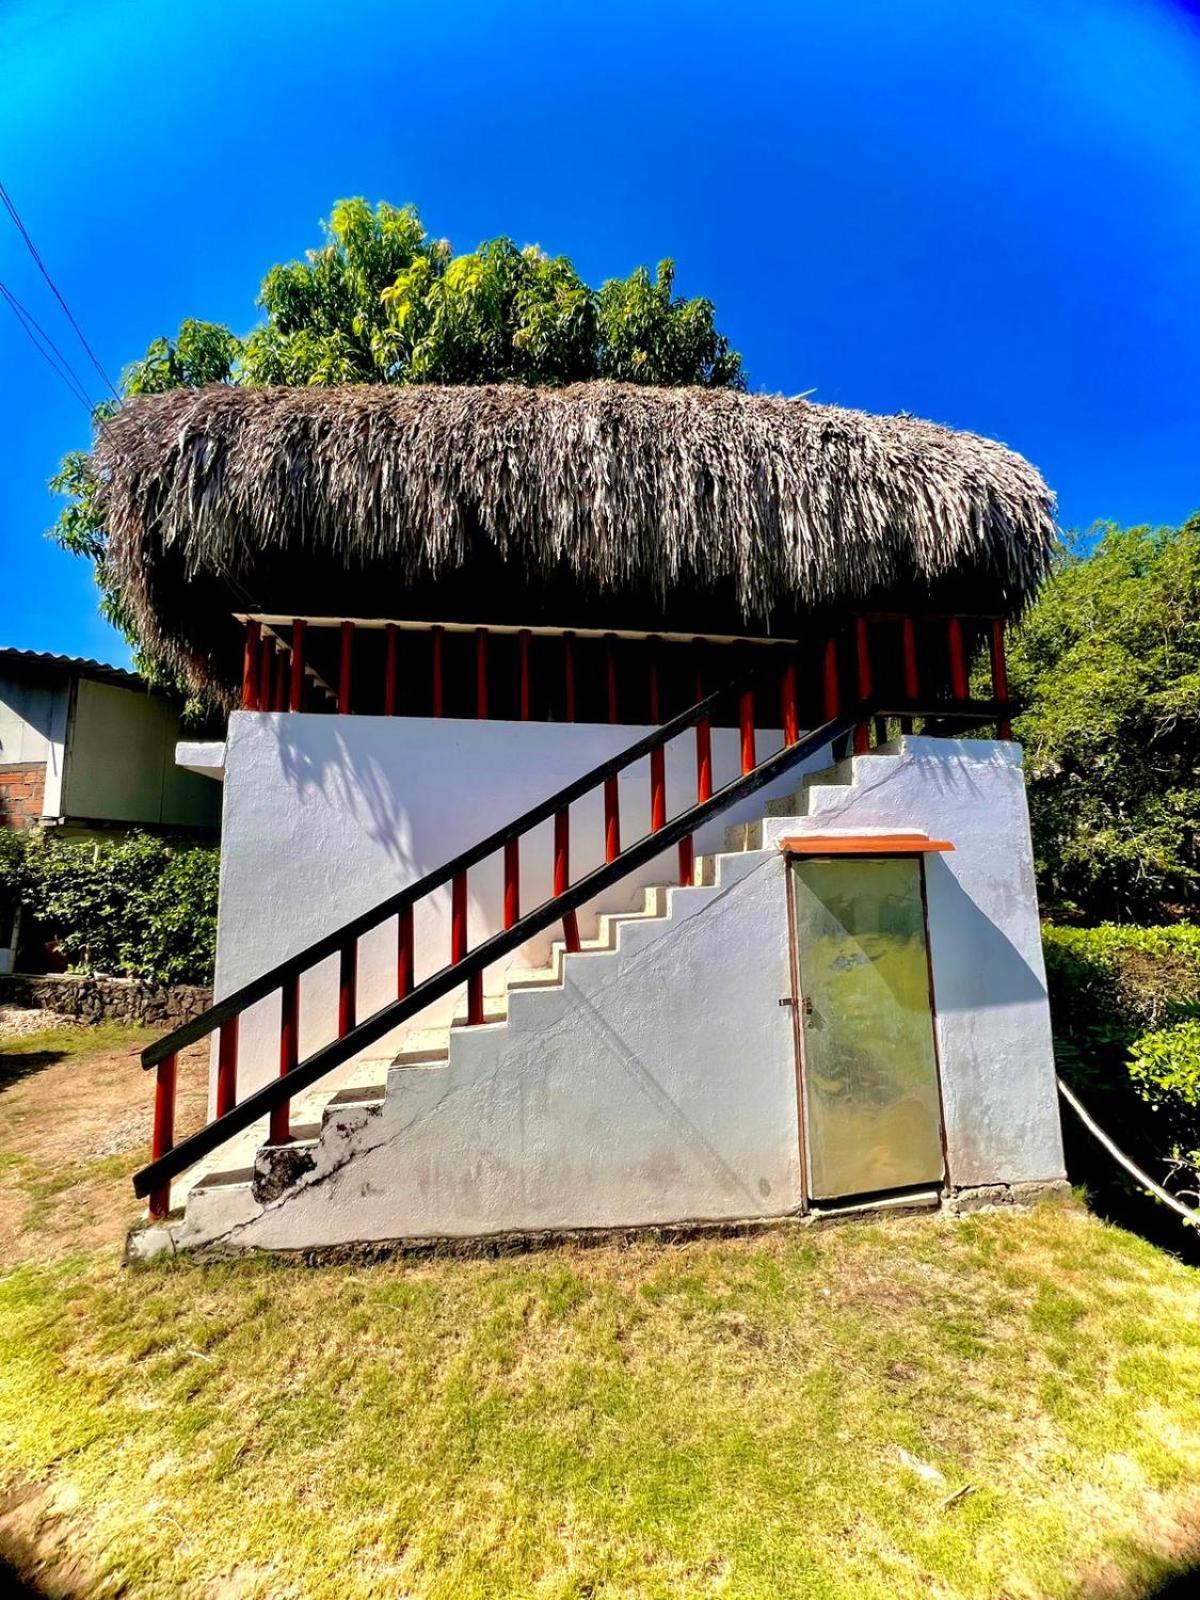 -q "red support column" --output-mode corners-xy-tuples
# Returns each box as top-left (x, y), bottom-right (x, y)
(518, 629), (531, 720)
(554, 807), (580, 952)
(258, 633), (274, 710)
(242, 620), (261, 710)
(338, 621), (354, 714)
(504, 838), (520, 929)
(216, 1017), (239, 1118)
(289, 620), (306, 712)
(563, 632), (577, 722)
(823, 636), (840, 721)
(397, 904), (414, 998)
(273, 646), (289, 713)
(947, 617), (969, 701)
(147, 1051), (178, 1220)
(854, 617), (872, 755)
(270, 977), (298, 1144)
(431, 626), (445, 716)
(990, 618), (1012, 739)
(384, 624), (399, 716)
(739, 687), (756, 774)
(475, 628), (488, 719)
(781, 660), (800, 746)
